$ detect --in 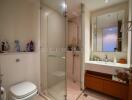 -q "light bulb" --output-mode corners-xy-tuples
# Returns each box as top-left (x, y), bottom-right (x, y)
(104, 0), (109, 3)
(45, 12), (49, 16)
(62, 2), (67, 9)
